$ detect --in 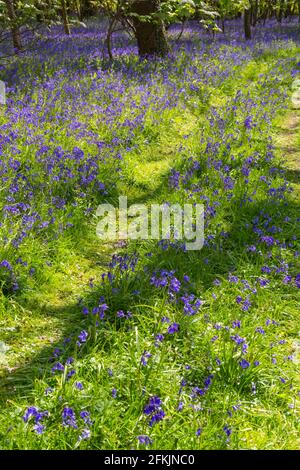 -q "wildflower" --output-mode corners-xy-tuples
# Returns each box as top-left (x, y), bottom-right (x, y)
(117, 310), (132, 319)
(23, 407), (38, 423)
(231, 334), (245, 345)
(239, 359), (250, 369)
(167, 323), (180, 334)
(80, 411), (92, 426)
(228, 274), (239, 283)
(242, 297), (251, 311)
(144, 396), (162, 414)
(51, 362), (64, 373)
(177, 401), (184, 411)
(141, 351), (152, 367)
(169, 277), (181, 293)
(154, 333), (165, 346)
(161, 316), (170, 323)
(77, 330), (88, 345)
(260, 236), (275, 246)
(99, 303), (109, 319)
(244, 116), (253, 129)
(257, 277), (269, 287)
(33, 423), (45, 435)
(204, 374), (214, 389)
(223, 425), (232, 437)
(0, 260), (12, 271)
(67, 369), (76, 379)
(62, 407), (77, 429)
(144, 396), (165, 427)
(261, 266), (272, 274)
(196, 428), (202, 436)
(255, 327), (265, 334)
(232, 404), (241, 412)
(79, 429), (91, 440)
(149, 410), (165, 427)
(283, 275), (292, 284)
